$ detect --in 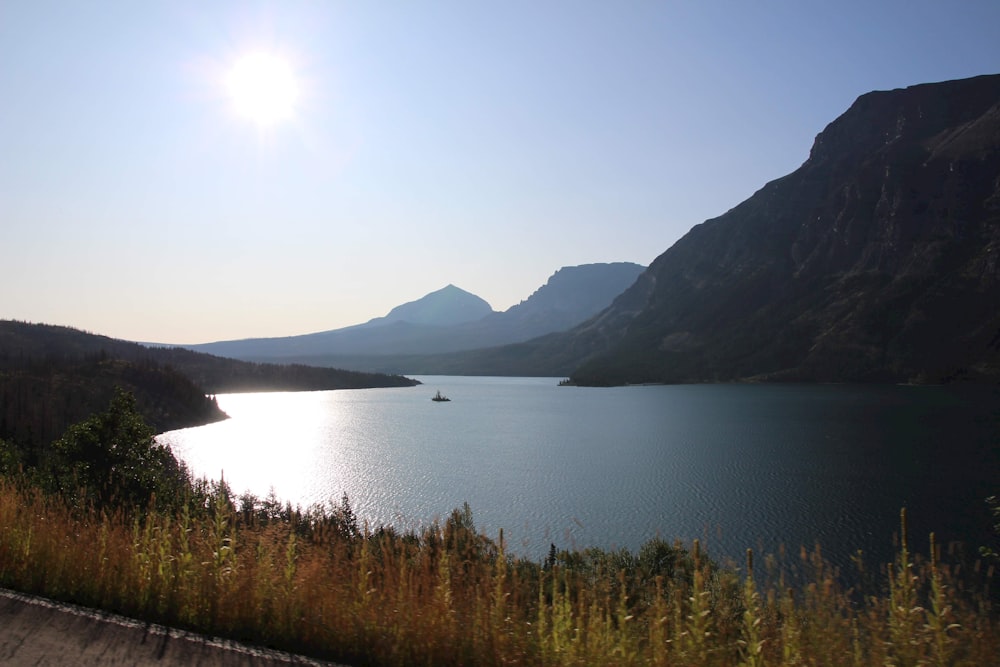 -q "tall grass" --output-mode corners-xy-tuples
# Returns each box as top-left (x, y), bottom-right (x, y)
(1, 476), (997, 666)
